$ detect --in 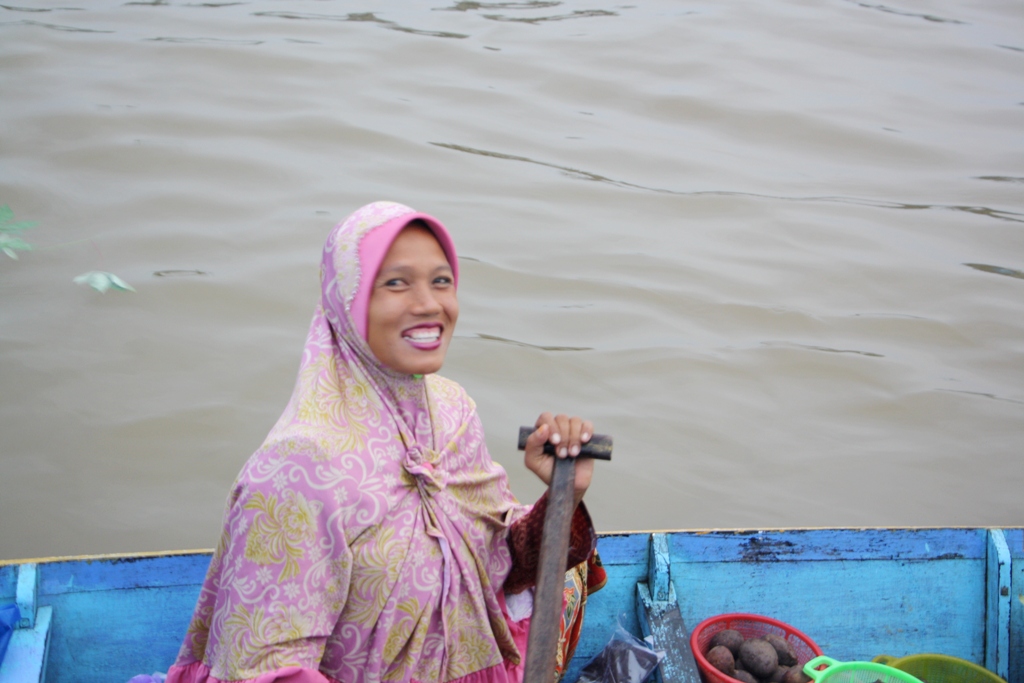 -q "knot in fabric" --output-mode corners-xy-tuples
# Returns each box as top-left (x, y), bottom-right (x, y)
(403, 444), (447, 494)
